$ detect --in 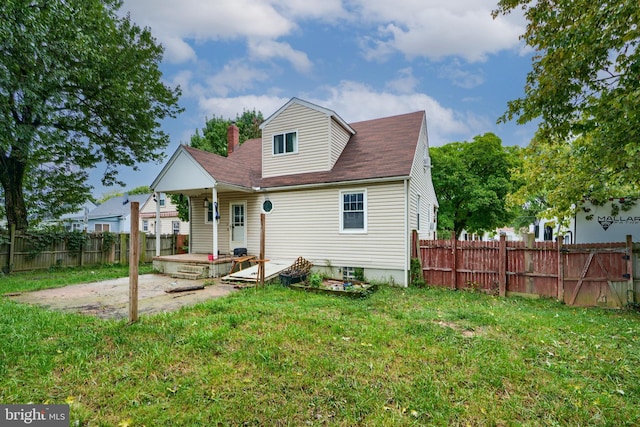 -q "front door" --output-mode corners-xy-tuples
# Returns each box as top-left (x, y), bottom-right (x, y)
(229, 202), (246, 250)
